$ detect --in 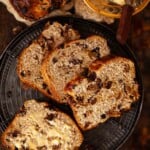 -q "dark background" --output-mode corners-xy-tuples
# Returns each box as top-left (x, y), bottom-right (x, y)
(0, 2), (149, 149)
